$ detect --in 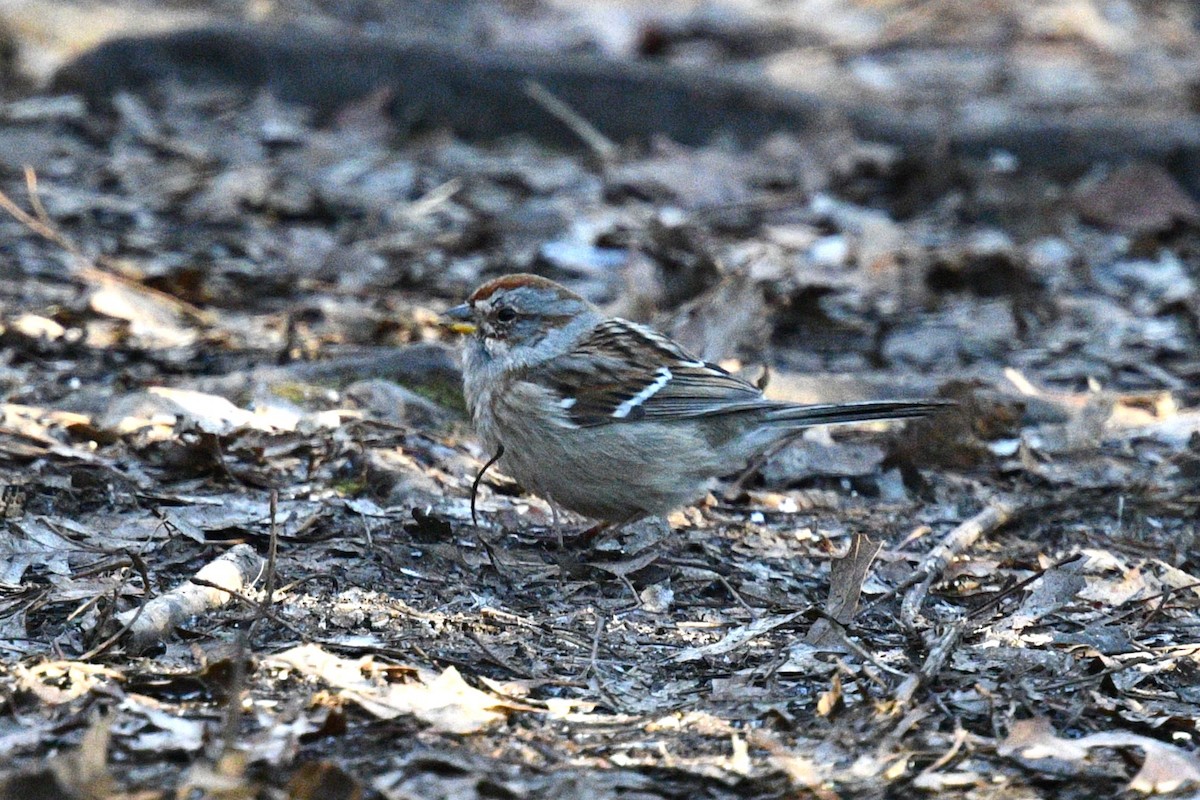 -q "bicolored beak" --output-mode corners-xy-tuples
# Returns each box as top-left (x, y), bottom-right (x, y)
(440, 303), (477, 335)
